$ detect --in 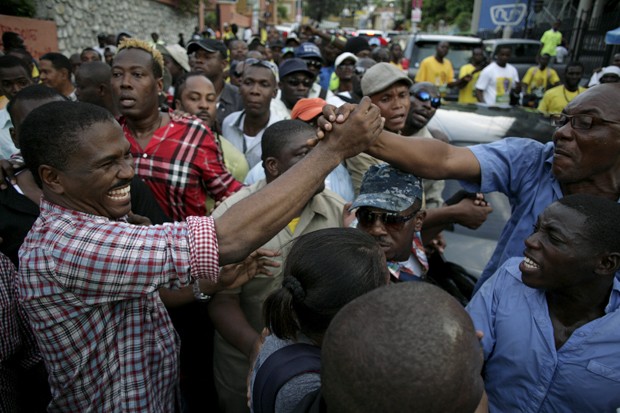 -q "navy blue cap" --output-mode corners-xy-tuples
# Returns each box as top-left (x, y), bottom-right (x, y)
(295, 42), (323, 62)
(350, 164), (423, 212)
(278, 58), (313, 79)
